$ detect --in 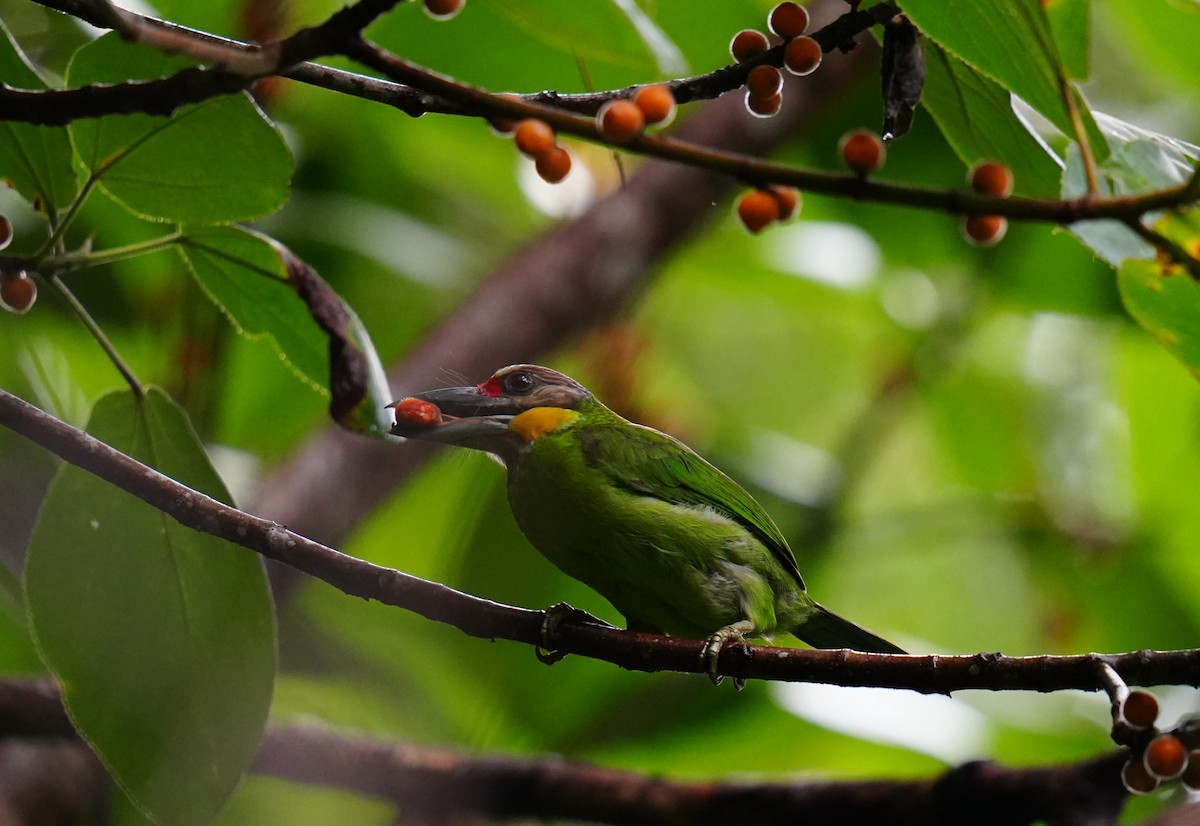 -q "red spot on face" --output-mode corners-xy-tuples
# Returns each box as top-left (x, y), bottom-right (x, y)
(479, 376), (505, 397)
